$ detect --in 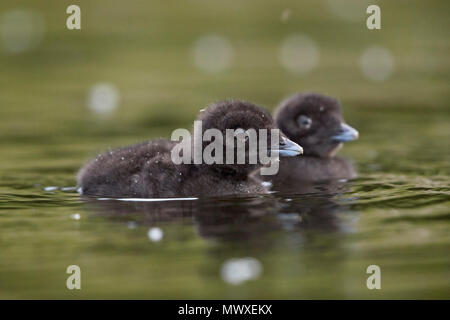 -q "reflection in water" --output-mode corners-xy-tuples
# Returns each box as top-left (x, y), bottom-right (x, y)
(81, 177), (356, 242)
(80, 181), (357, 291)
